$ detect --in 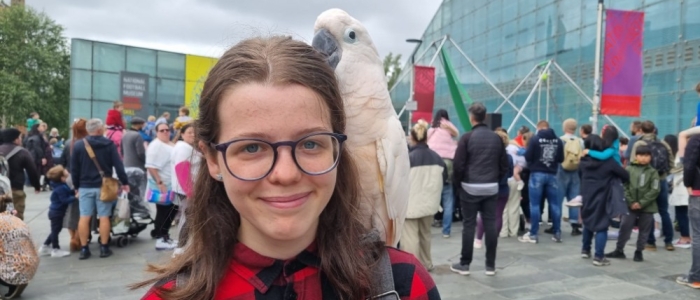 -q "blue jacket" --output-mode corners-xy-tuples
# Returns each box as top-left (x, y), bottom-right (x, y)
(525, 128), (564, 174)
(70, 135), (129, 190)
(588, 139), (622, 165)
(49, 182), (76, 213)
